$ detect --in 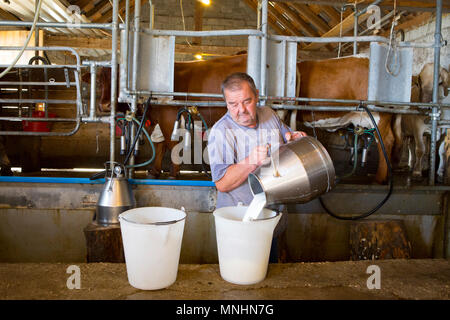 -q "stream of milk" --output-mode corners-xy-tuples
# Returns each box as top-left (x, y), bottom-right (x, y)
(242, 192), (267, 222)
